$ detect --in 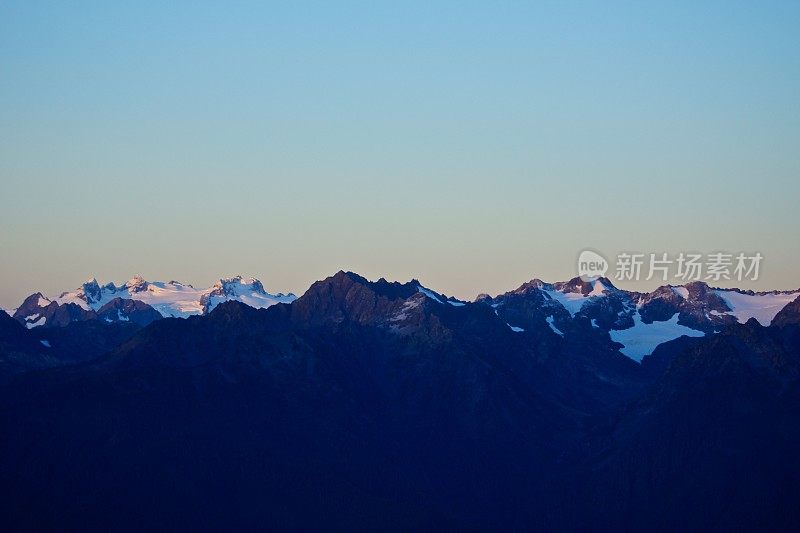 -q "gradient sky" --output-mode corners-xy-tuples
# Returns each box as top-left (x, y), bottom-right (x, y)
(1, 1), (799, 308)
